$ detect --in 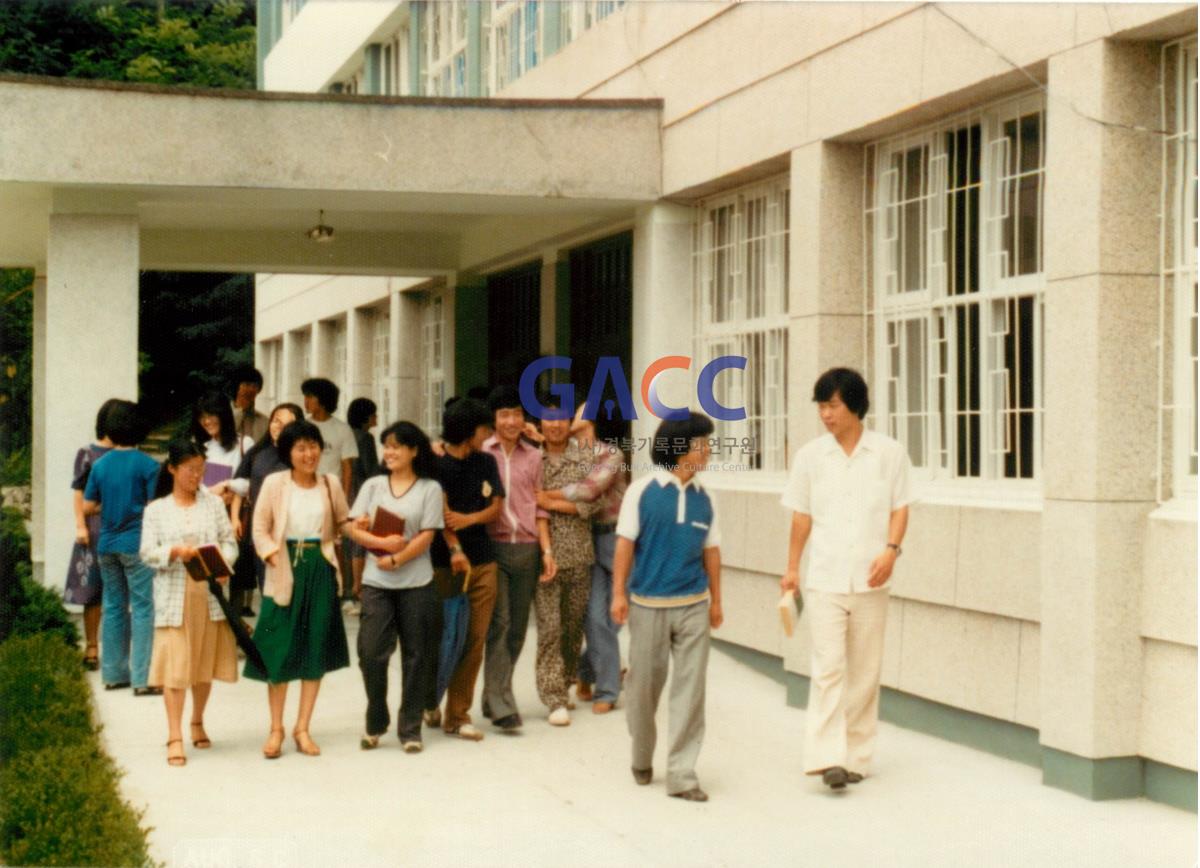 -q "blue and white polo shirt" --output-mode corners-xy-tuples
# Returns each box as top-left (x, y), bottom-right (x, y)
(616, 468), (720, 608)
